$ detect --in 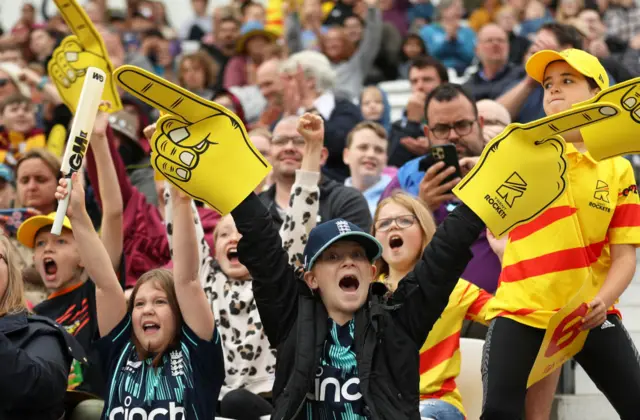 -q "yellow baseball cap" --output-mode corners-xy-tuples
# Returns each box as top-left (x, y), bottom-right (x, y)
(17, 212), (73, 248)
(526, 48), (609, 91)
